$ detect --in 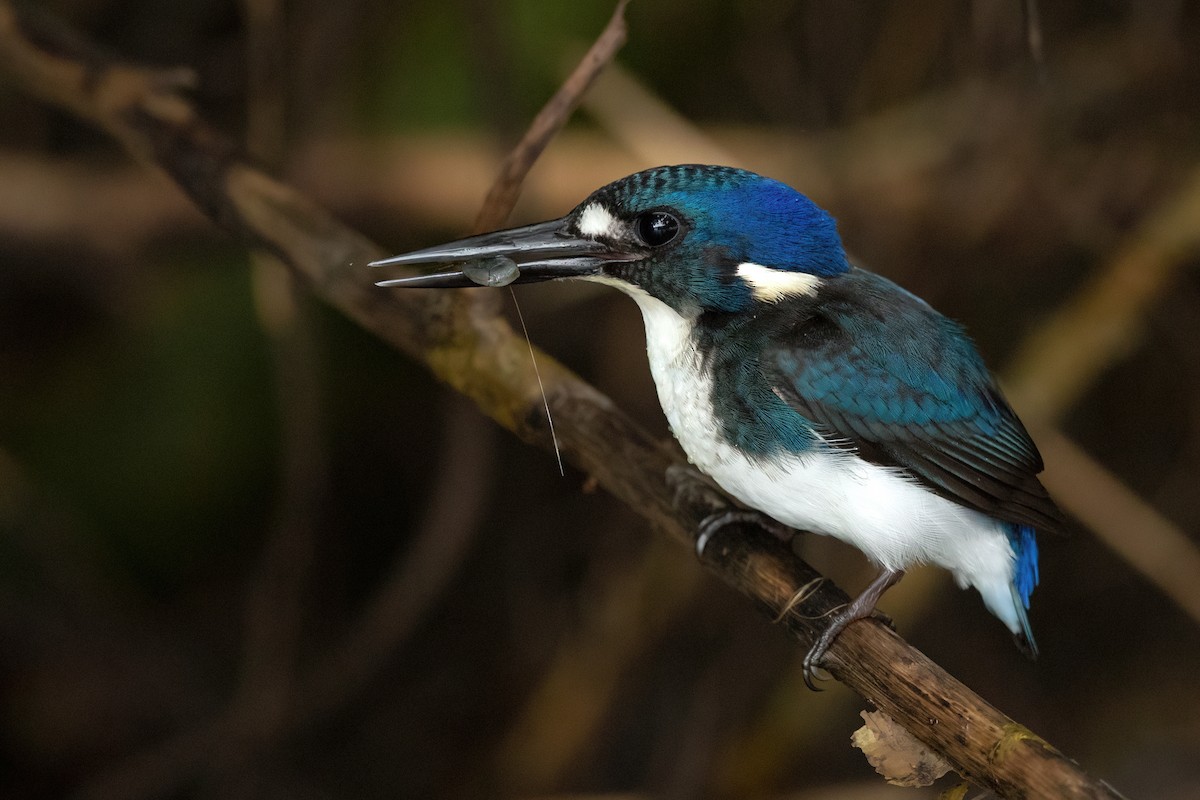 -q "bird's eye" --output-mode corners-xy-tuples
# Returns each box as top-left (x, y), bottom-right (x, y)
(636, 211), (680, 247)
